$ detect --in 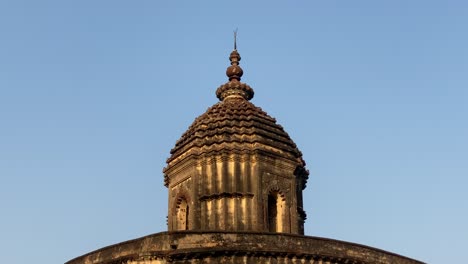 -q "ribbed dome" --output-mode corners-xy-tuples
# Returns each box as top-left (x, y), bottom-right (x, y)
(165, 47), (305, 169)
(166, 96), (304, 165)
